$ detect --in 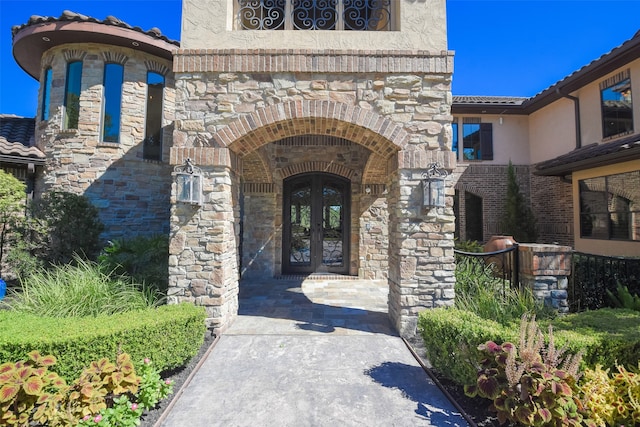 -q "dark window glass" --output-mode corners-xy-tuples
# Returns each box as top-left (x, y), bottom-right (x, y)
(64, 61), (83, 129)
(579, 172), (639, 241)
(463, 123), (480, 160)
(451, 122), (458, 160)
(601, 77), (633, 138)
(102, 63), (124, 143)
(144, 72), (165, 161)
(41, 68), (52, 121)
